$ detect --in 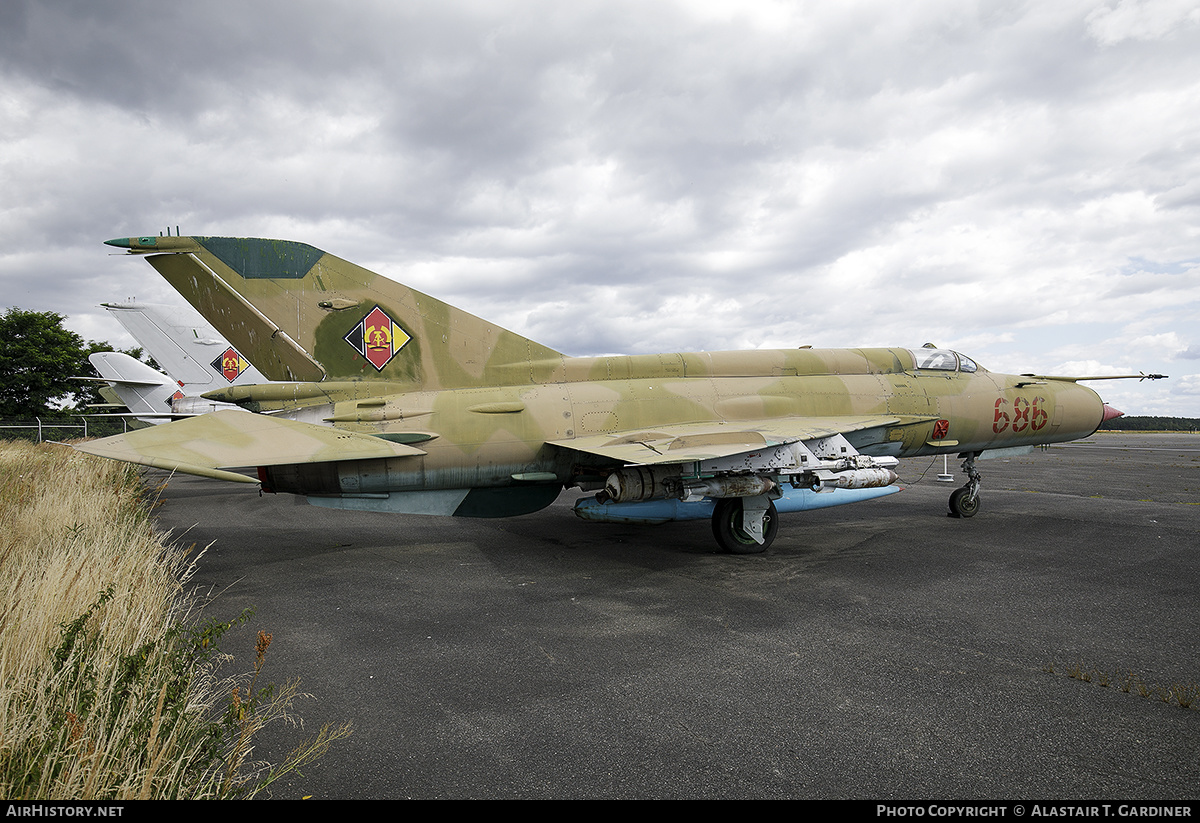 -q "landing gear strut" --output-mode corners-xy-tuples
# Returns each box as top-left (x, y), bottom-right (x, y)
(712, 496), (779, 553)
(948, 452), (981, 518)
